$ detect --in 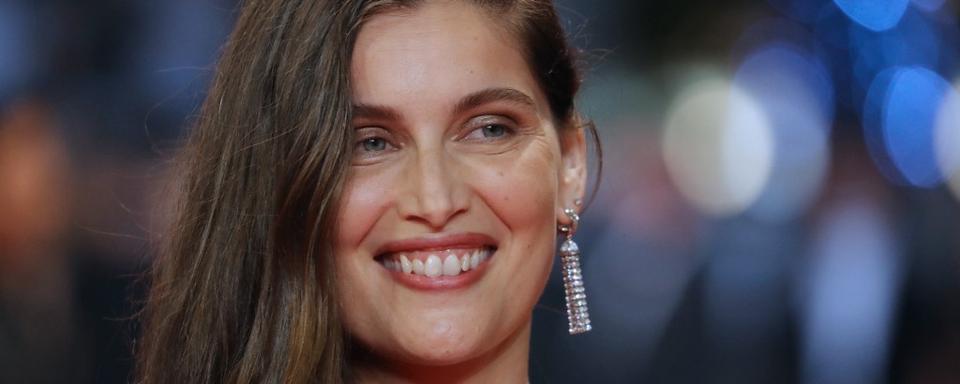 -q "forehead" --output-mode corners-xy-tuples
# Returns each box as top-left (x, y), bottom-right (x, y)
(350, 1), (543, 112)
